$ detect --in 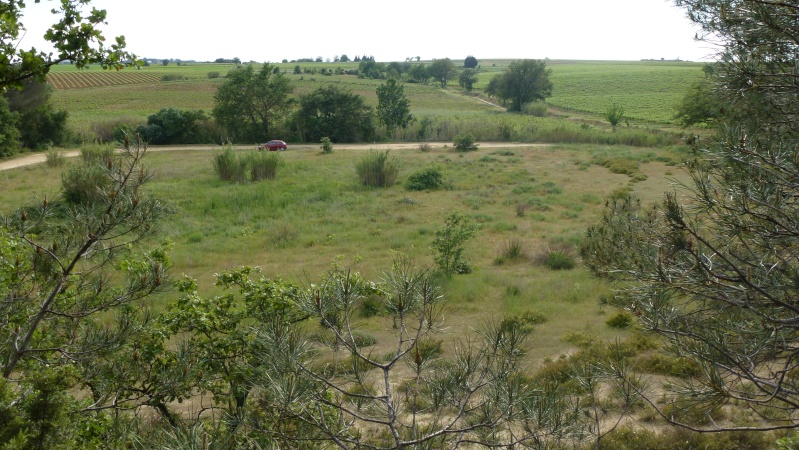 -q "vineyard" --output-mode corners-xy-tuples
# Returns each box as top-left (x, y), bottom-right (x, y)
(47, 71), (161, 90)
